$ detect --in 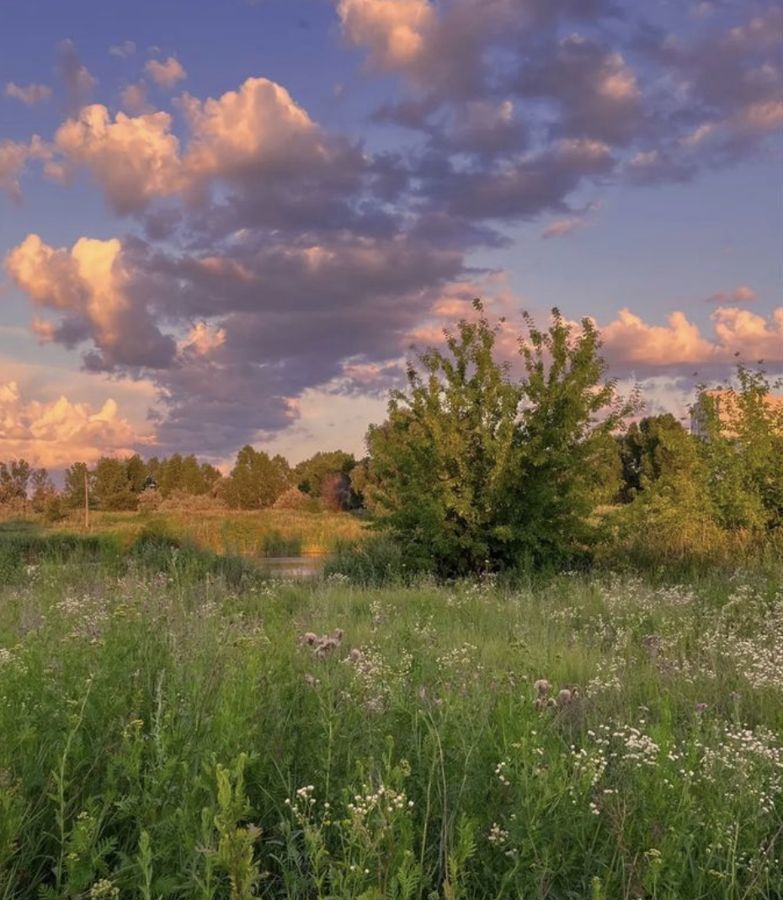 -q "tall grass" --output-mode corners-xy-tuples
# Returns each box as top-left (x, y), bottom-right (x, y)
(0, 534), (781, 897)
(29, 508), (366, 558)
